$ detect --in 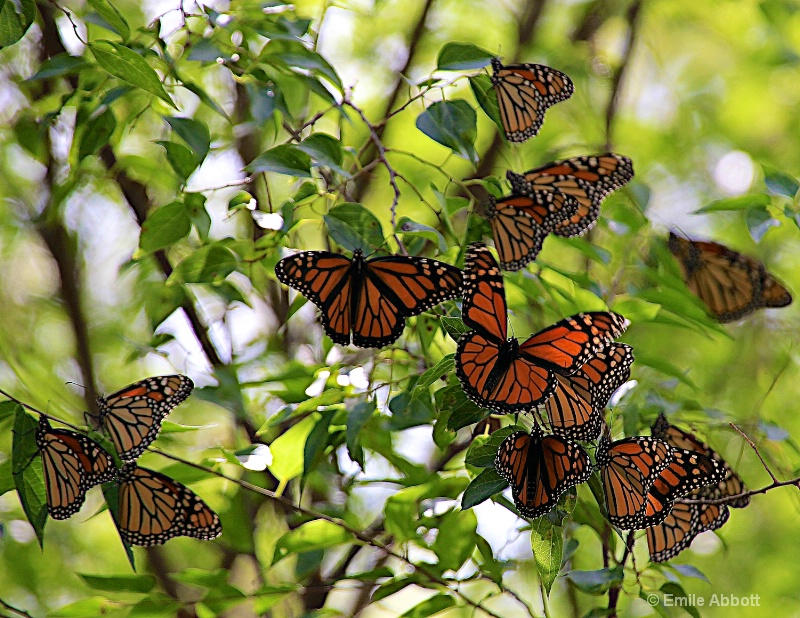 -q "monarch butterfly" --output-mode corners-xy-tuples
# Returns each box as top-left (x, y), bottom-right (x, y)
(646, 497), (730, 563)
(595, 435), (672, 529)
(667, 232), (792, 323)
(114, 462), (222, 546)
(651, 413), (749, 508)
(97, 375), (194, 462)
(483, 192), (577, 271)
(490, 58), (574, 142)
(538, 343), (634, 441)
(507, 154), (634, 238)
(640, 446), (724, 528)
(495, 426), (592, 519)
(35, 416), (117, 520)
(455, 243), (628, 413)
(275, 249), (463, 348)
